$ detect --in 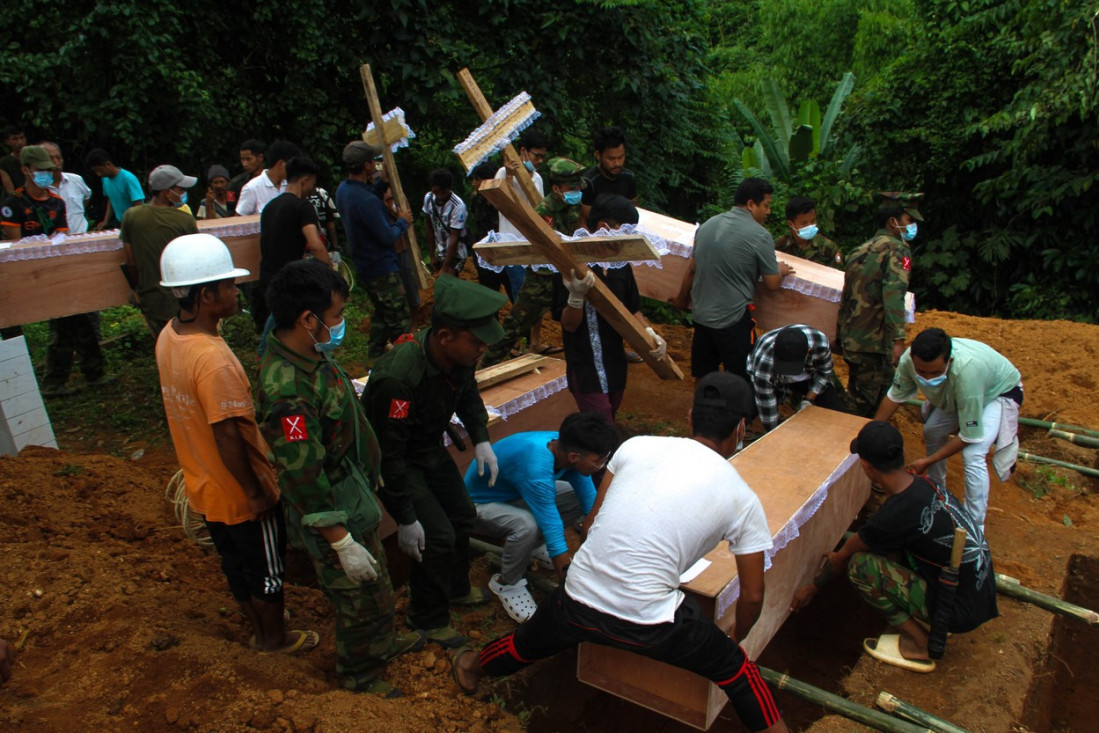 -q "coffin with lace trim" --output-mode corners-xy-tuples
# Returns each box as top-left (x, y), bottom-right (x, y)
(576, 406), (871, 730)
